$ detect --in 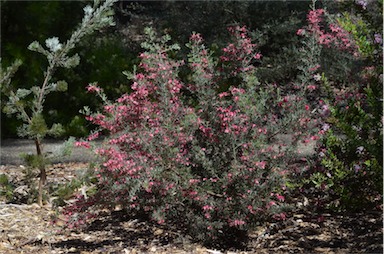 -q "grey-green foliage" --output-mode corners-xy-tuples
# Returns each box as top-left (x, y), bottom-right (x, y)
(0, 59), (23, 89)
(1, 0), (117, 140)
(1, 0), (117, 205)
